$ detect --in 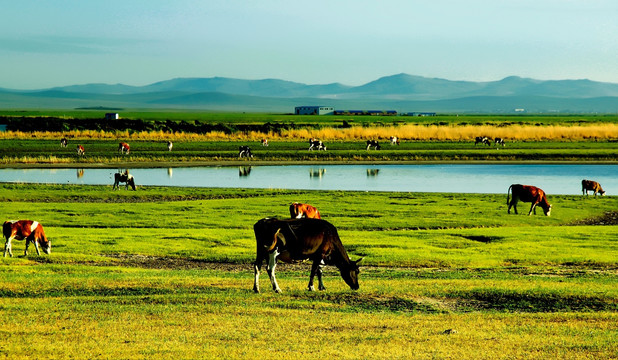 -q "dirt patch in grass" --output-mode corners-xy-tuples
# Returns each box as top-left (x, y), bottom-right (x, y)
(569, 211), (618, 226)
